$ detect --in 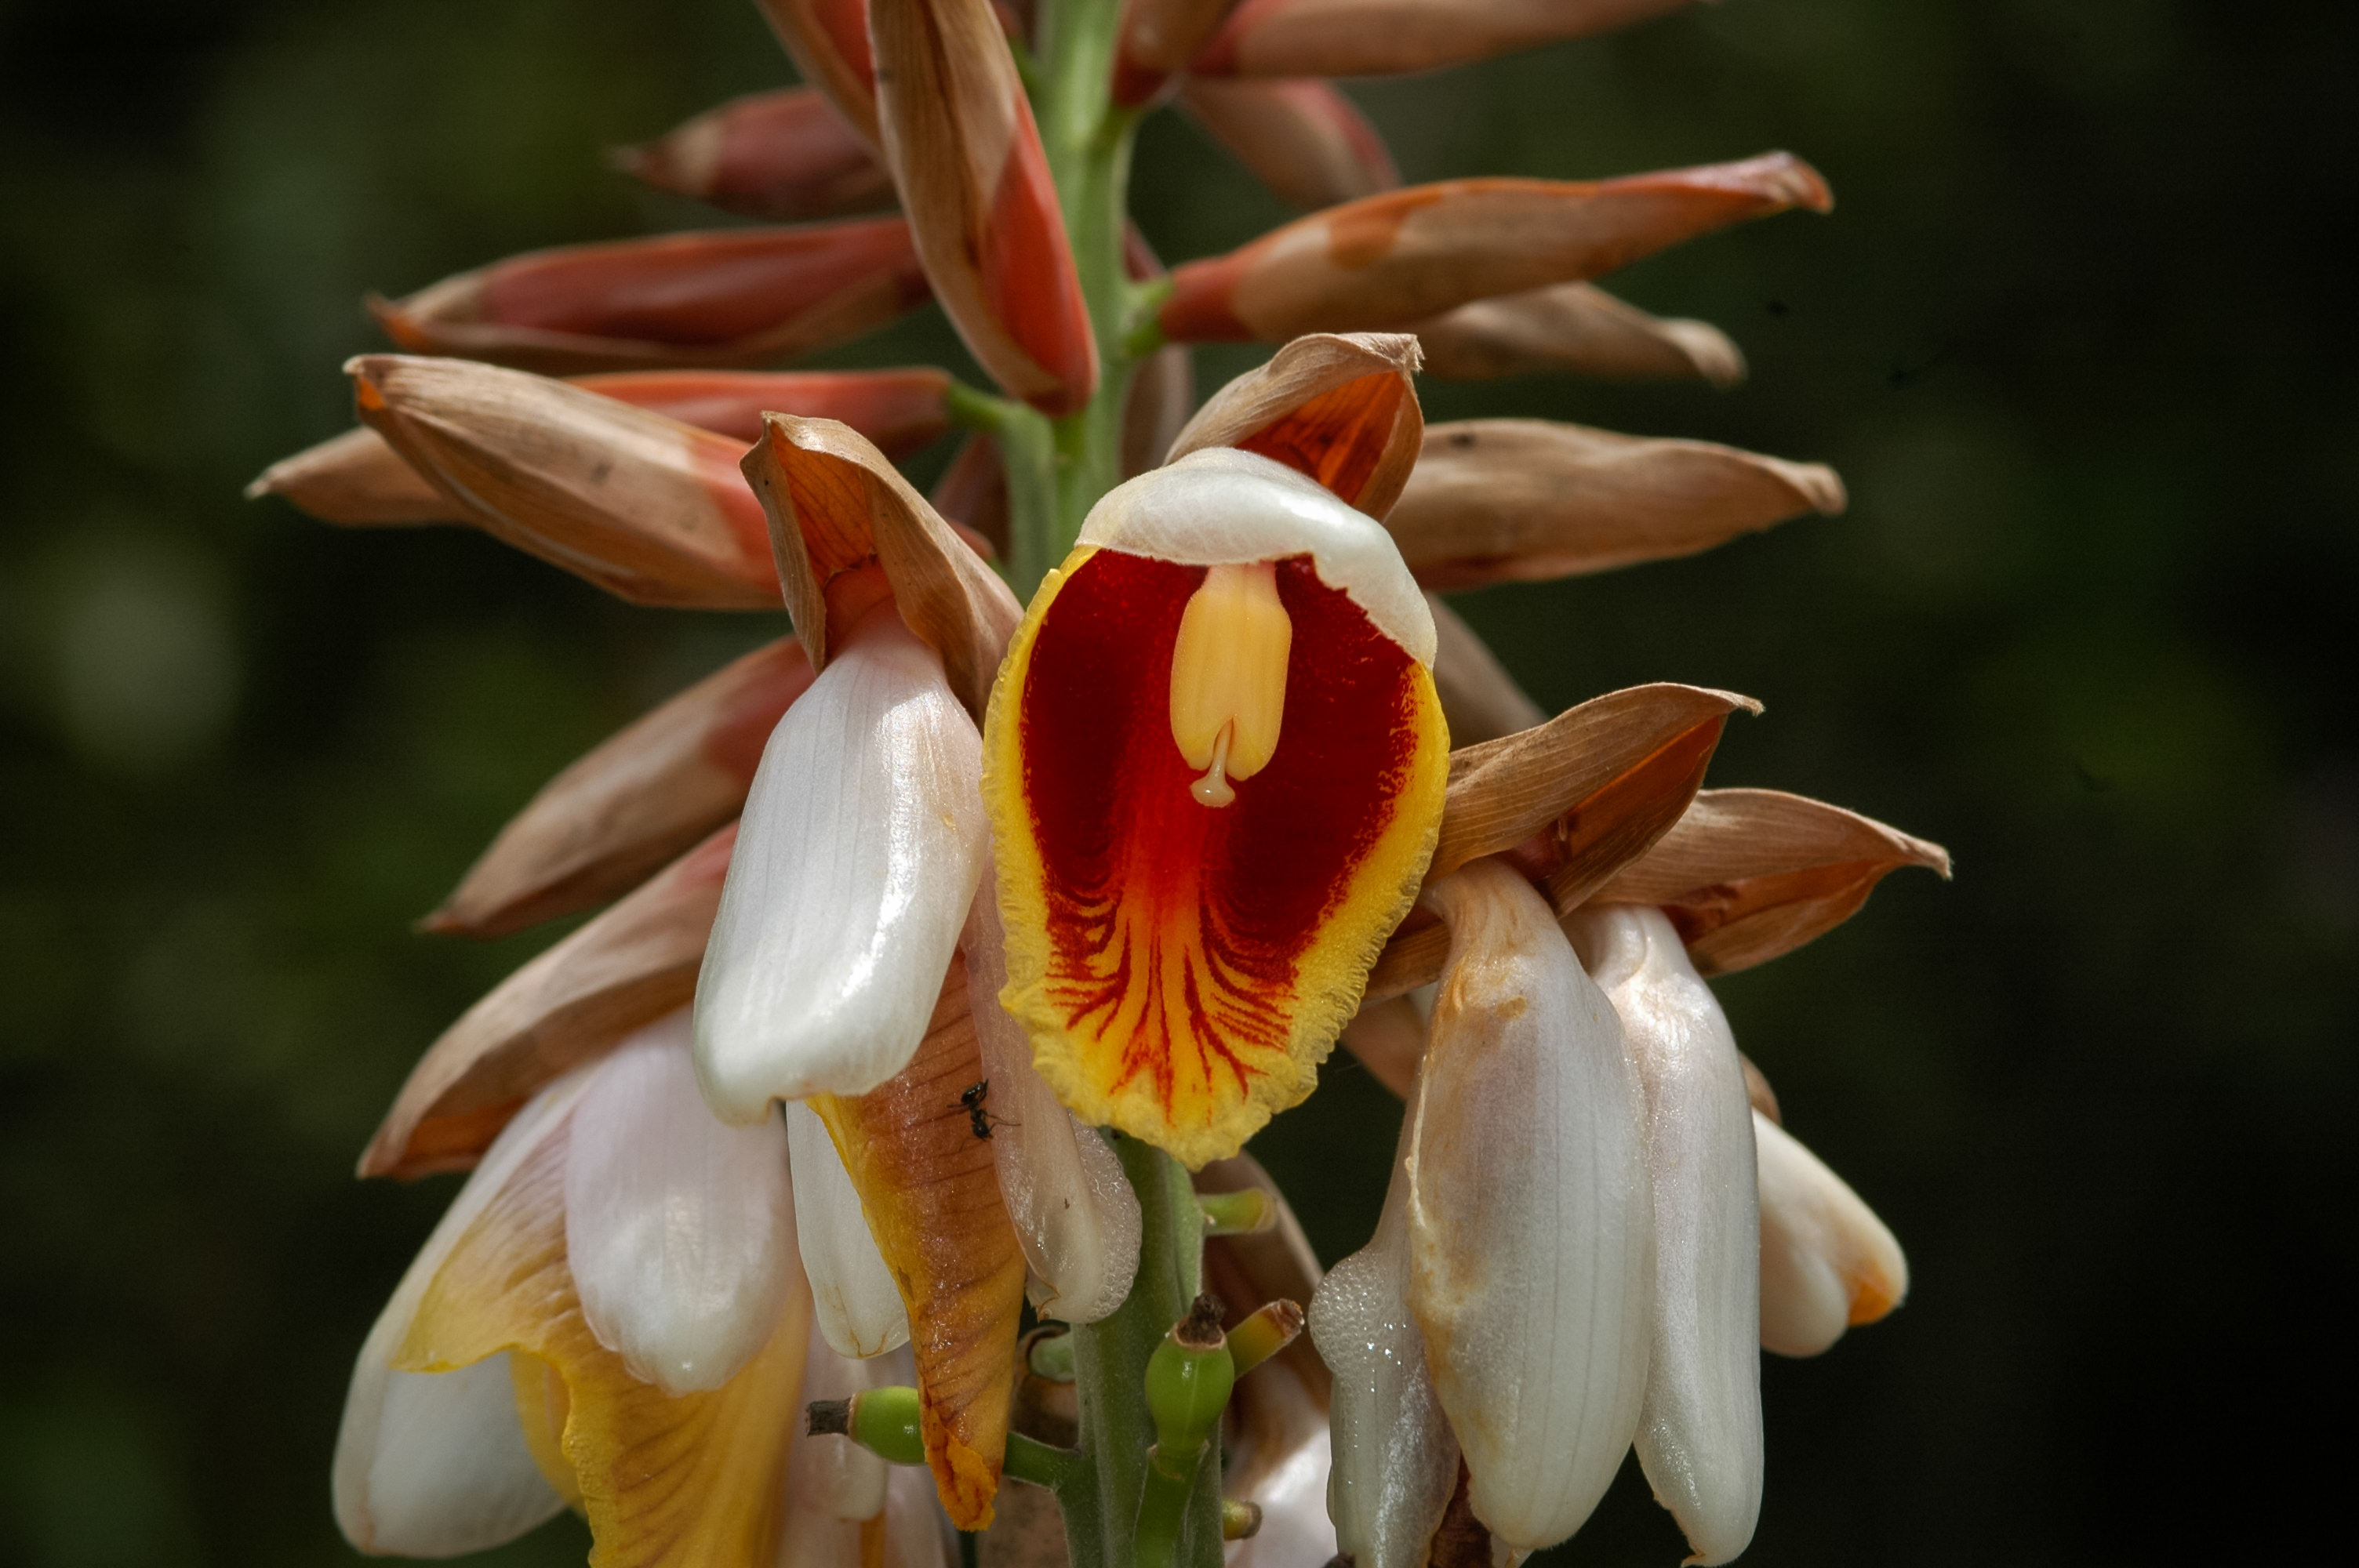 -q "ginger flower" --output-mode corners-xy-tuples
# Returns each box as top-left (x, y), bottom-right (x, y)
(253, 4), (1948, 1566)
